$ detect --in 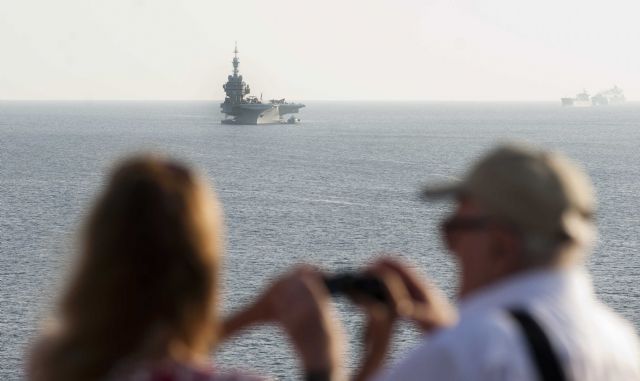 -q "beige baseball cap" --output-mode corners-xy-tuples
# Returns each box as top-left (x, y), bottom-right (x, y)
(422, 143), (596, 244)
